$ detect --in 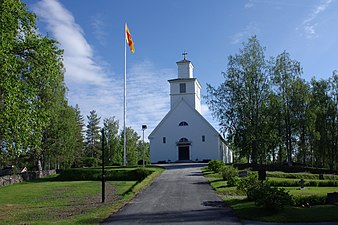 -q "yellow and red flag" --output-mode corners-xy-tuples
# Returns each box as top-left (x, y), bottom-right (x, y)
(125, 24), (135, 53)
